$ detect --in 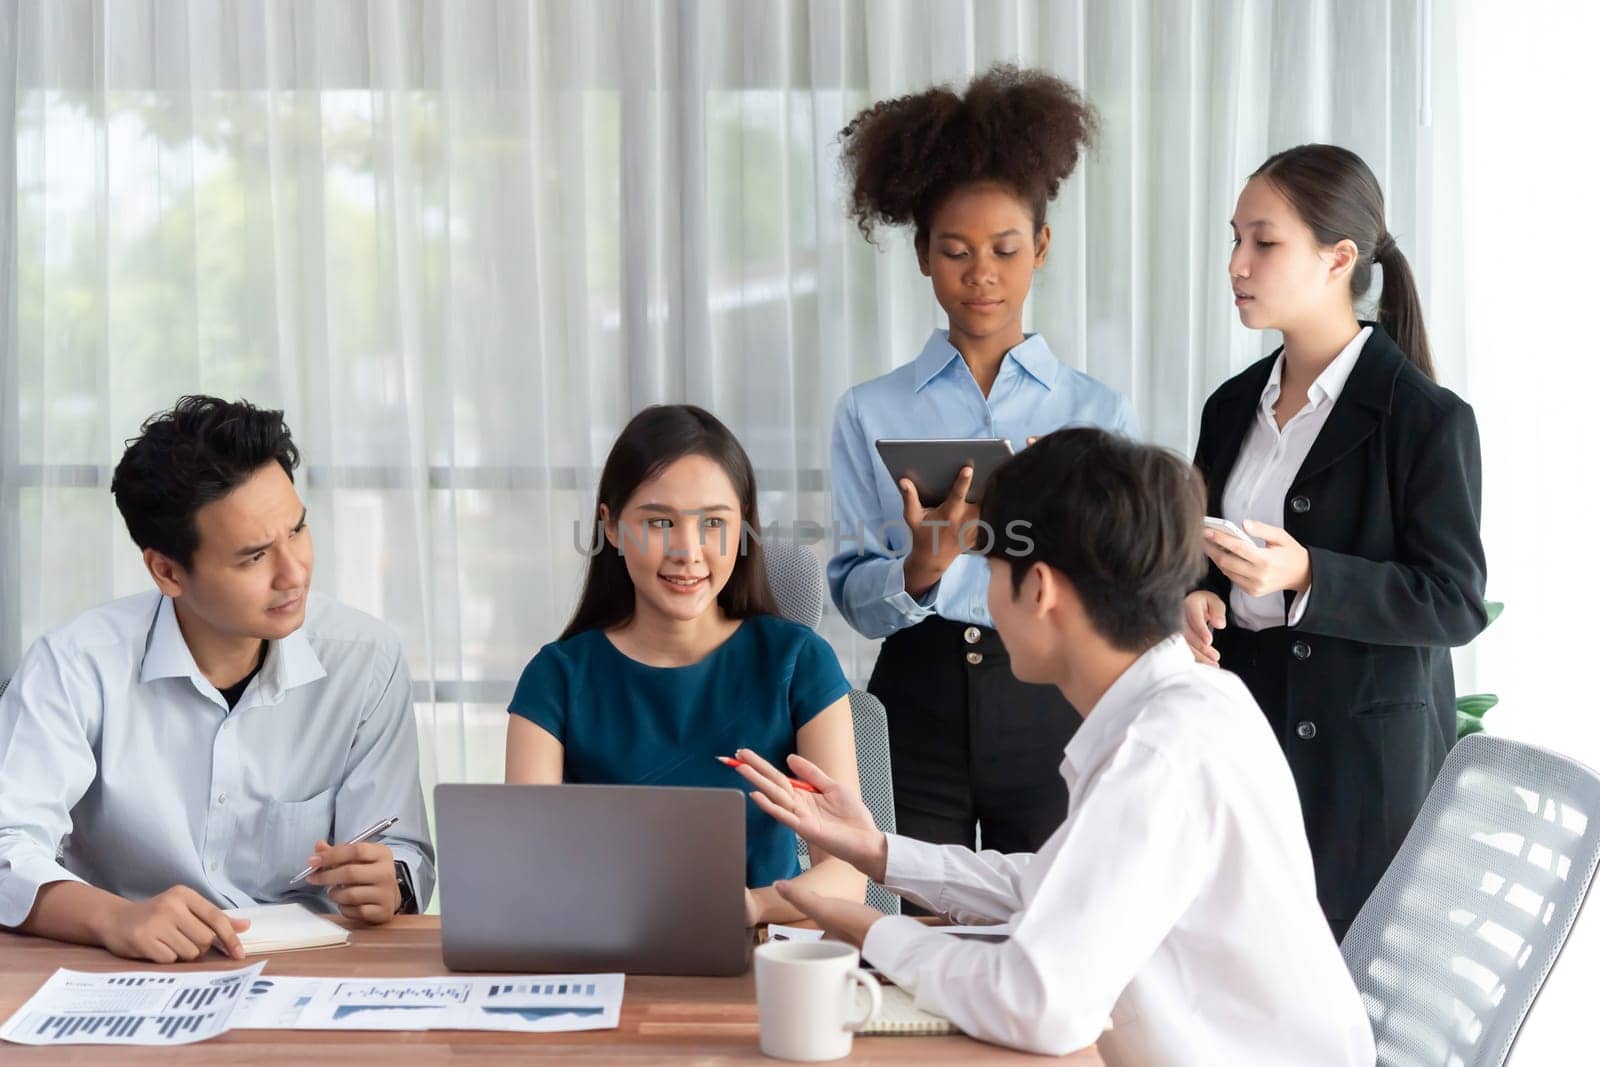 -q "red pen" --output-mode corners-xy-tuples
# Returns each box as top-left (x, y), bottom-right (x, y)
(717, 755), (821, 794)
